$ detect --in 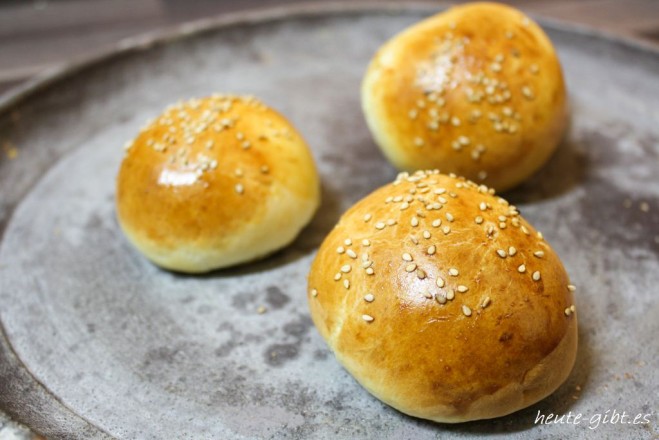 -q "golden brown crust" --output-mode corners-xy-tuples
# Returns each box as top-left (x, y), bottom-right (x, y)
(116, 95), (320, 272)
(307, 170), (577, 422)
(361, 2), (567, 191)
